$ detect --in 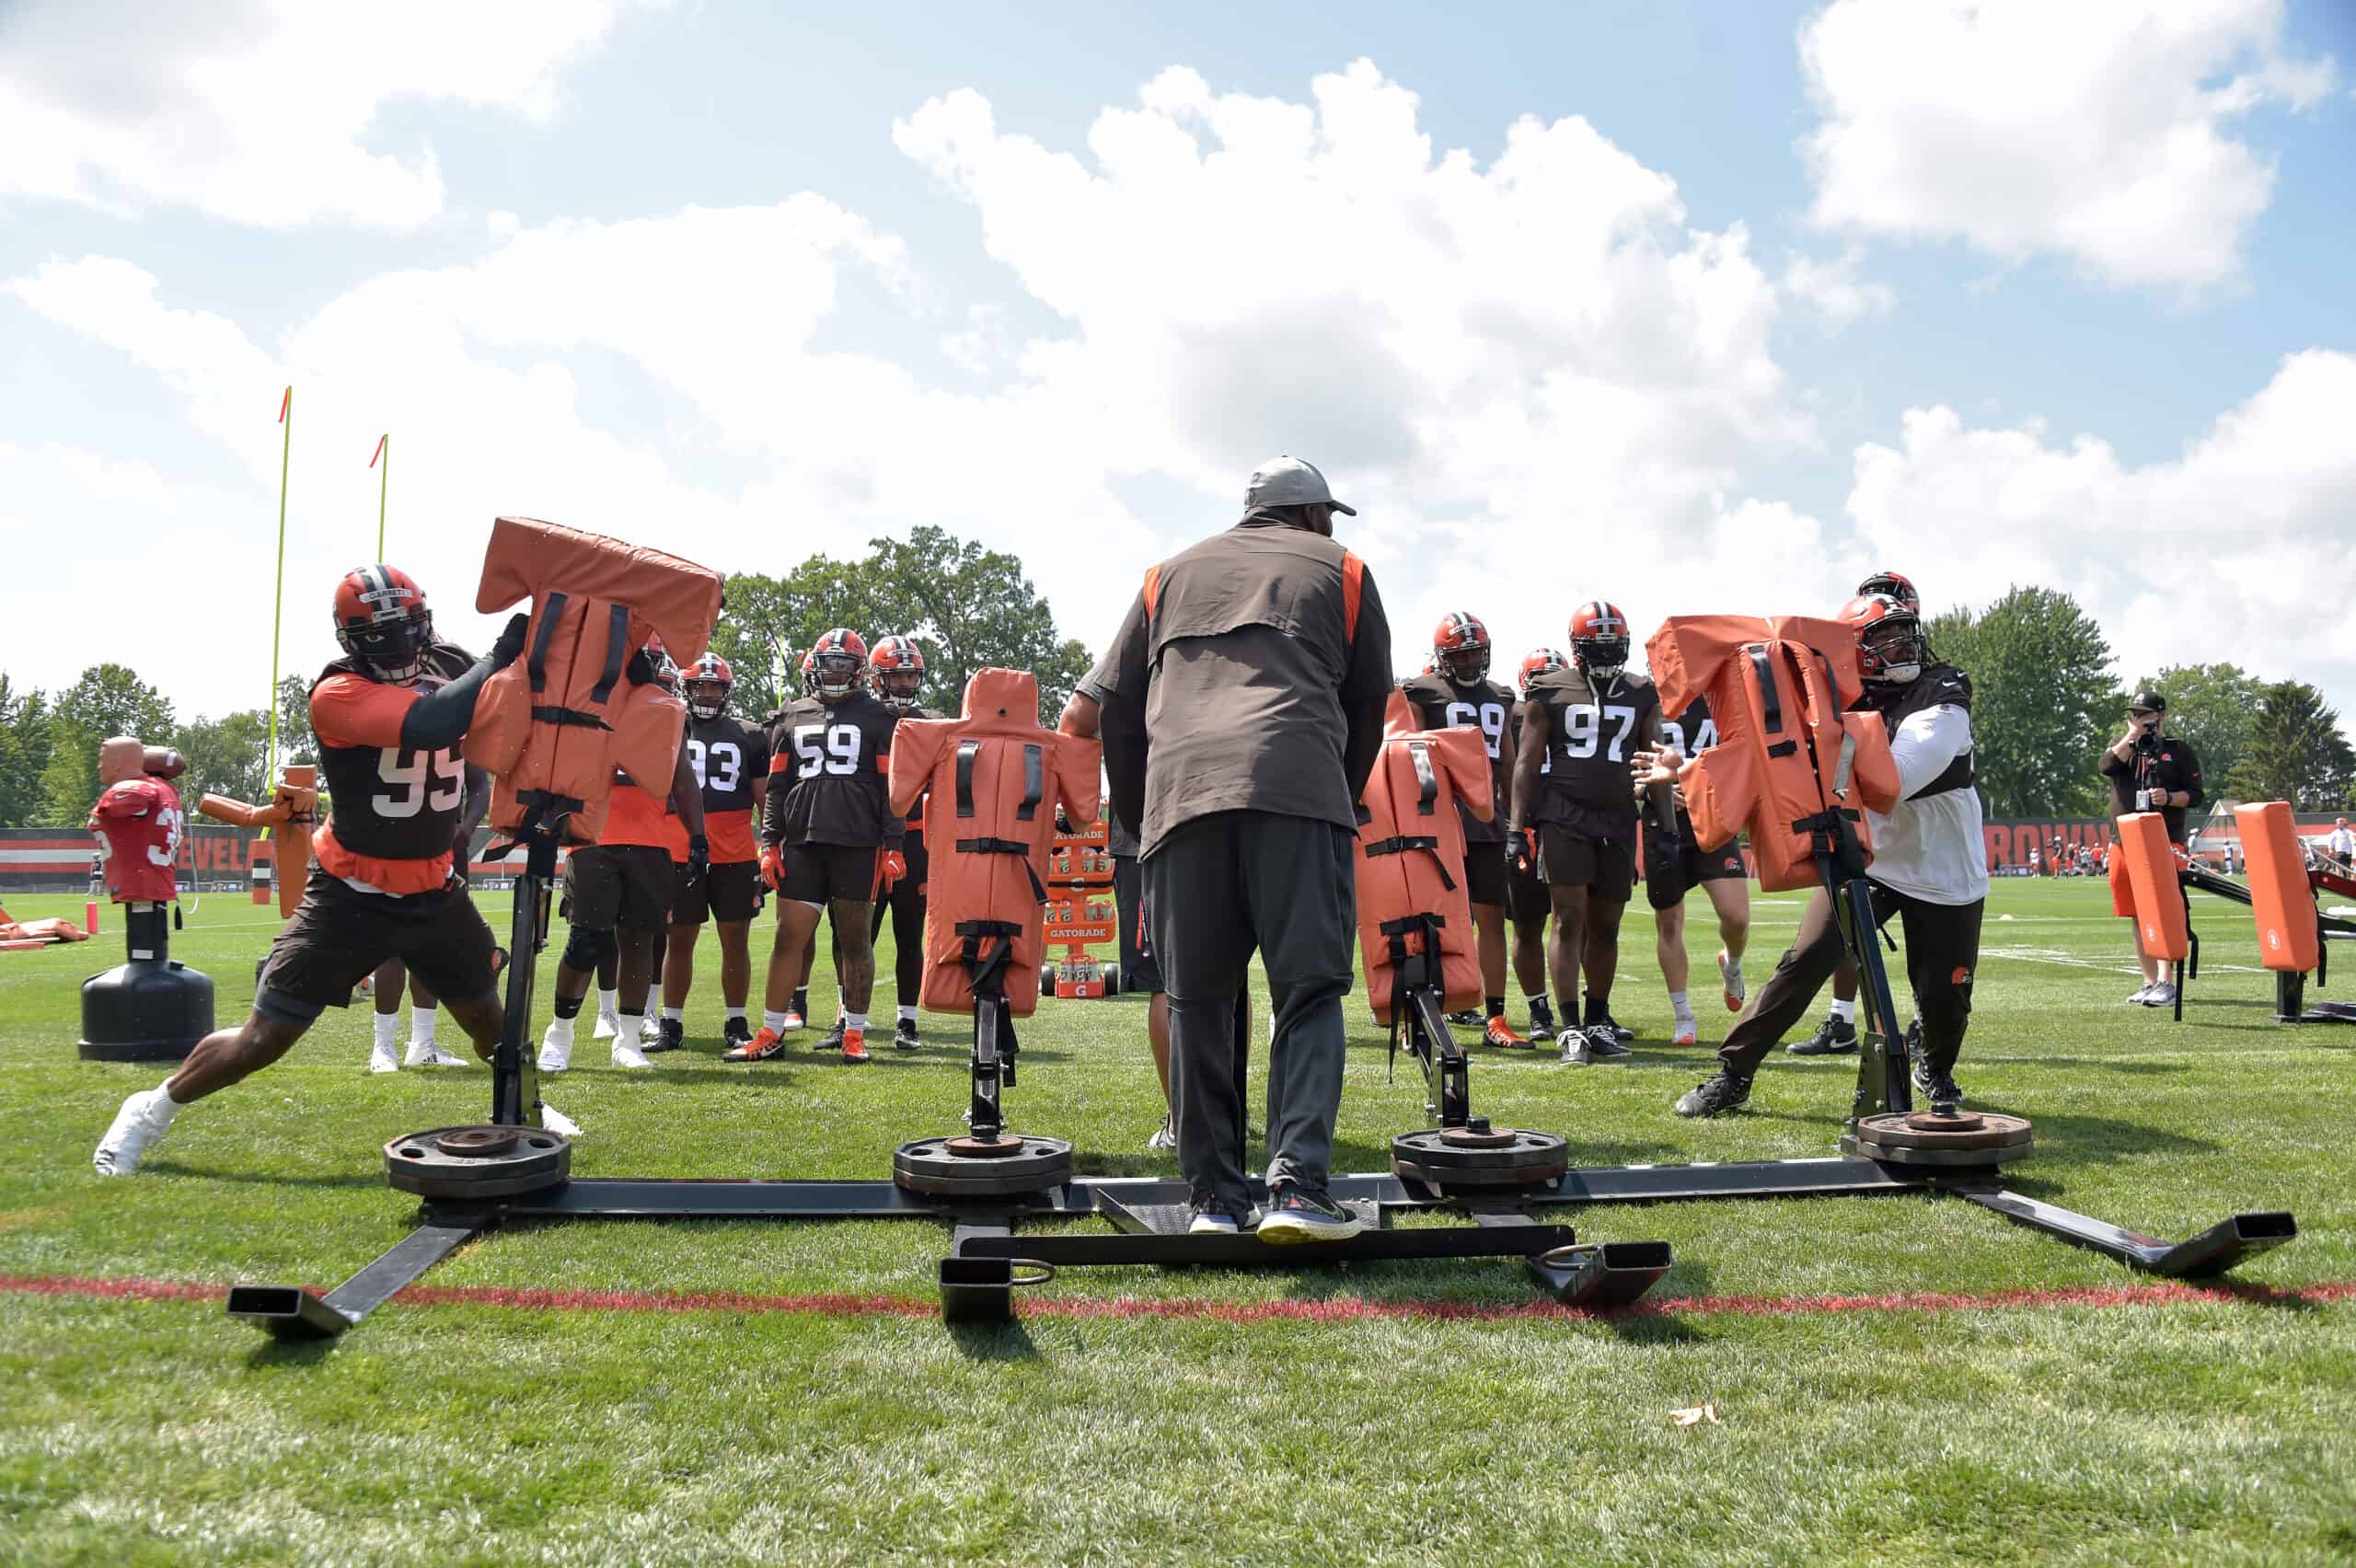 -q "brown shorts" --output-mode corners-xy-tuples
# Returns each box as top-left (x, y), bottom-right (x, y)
(1459, 845), (1507, 909)
(674, 858), (762, 924)
(1645, 829), (1750, 911)
(780, 842), (879, 907)
(562, 844), (675, 930)
(257, 864), (498, 1023)
(1506, 853), (1550, 925)
(1537, 824), (1635, 904)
